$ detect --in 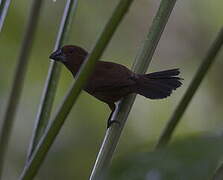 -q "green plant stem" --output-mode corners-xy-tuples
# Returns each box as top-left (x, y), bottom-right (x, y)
(19, 0), (134, 179)
(0, 0), (11, 31)
(156, 28), (223, 149)
(27, 0), (78, 162)
(89, 0), (177, 179)
(0, 0), (43, 179)
(213, 161), (223, 180)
